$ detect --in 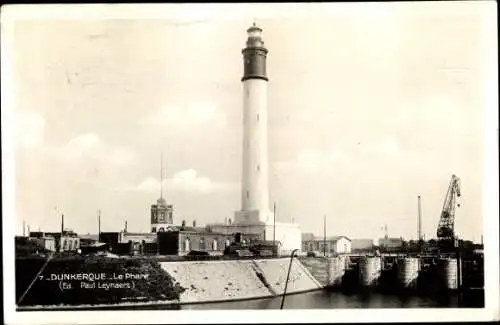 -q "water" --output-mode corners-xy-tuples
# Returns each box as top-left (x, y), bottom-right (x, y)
(146, 290), (483, 310)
